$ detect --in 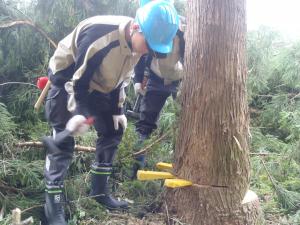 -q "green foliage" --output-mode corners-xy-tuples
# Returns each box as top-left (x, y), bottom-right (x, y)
(114, 122), (139, 177)
(270, 41), (300, 91)
(247, 27), (281, 99)
(250, 128), (289, 154)
(0, 159), (44, 190)
(0, 213), (12, 225)
(174, 0), (187, 15)
(0, 159), (44, 220)
(159, 97), (179, 133)
(0, 0), (299, 224)
(64, 174), (108, 224)
(275, 184), (300, 212)
(0, 102), (16, 152)
(248, 28), (300, 223)
(6, 86), (39, 121)
(248, 30), (300, 142)
(122, 179), (163, 215)
(289, 210), (300, 224)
